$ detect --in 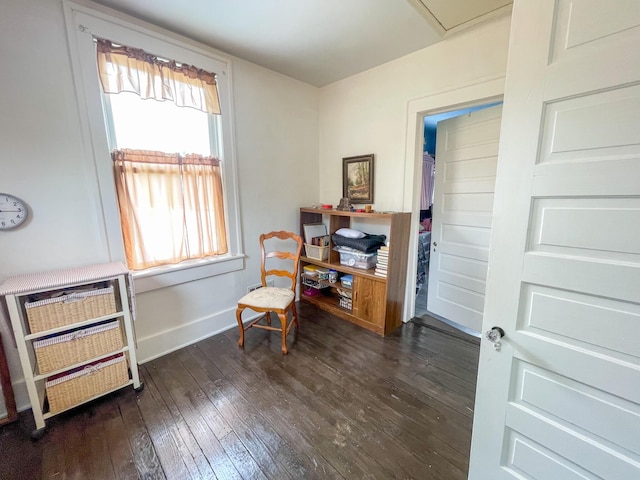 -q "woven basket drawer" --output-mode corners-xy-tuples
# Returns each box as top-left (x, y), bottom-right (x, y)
(45, 354), (129, 414)
(25, 287), (117, 333)
(33, 320), (123, 374)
